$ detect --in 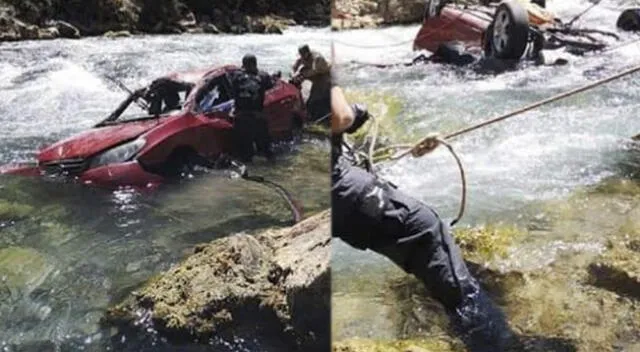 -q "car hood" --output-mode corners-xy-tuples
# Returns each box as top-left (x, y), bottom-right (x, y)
(38, 118), (165, 163)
